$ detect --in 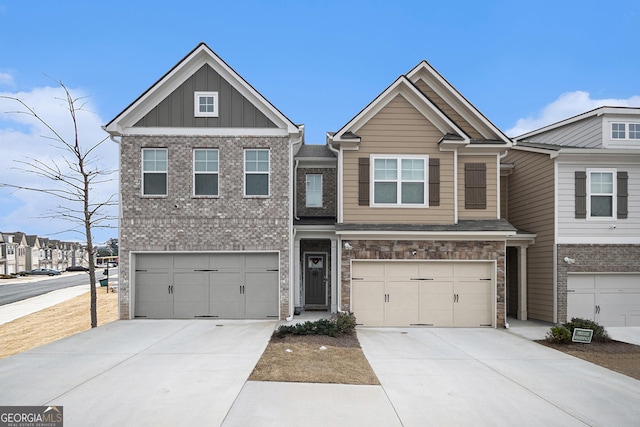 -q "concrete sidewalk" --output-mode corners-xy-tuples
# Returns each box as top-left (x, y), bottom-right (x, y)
(0, 285), (91, 325)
